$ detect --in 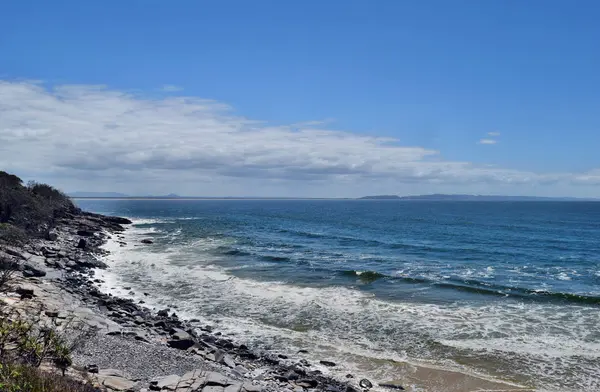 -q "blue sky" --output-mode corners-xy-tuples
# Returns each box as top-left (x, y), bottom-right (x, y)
(1, 0), (600, 197)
